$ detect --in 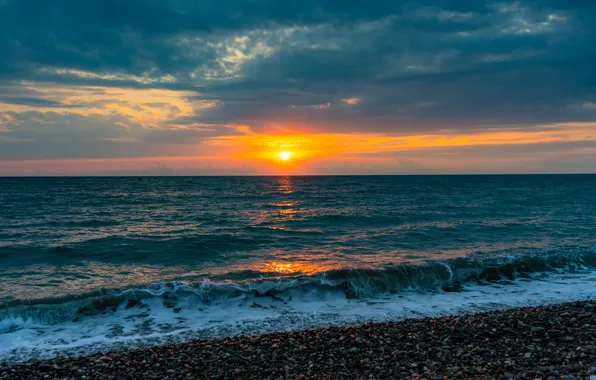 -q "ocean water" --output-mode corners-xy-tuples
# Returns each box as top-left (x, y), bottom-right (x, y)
(1, 175), (595, 361)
